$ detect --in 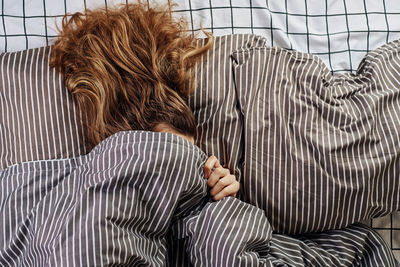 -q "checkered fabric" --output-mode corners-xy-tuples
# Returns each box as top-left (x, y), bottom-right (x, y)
(1, 0), (399, 261)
